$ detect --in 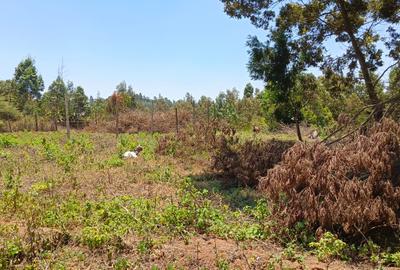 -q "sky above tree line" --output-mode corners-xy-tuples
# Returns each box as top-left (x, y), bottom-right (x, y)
(0, 1), (396, 100)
